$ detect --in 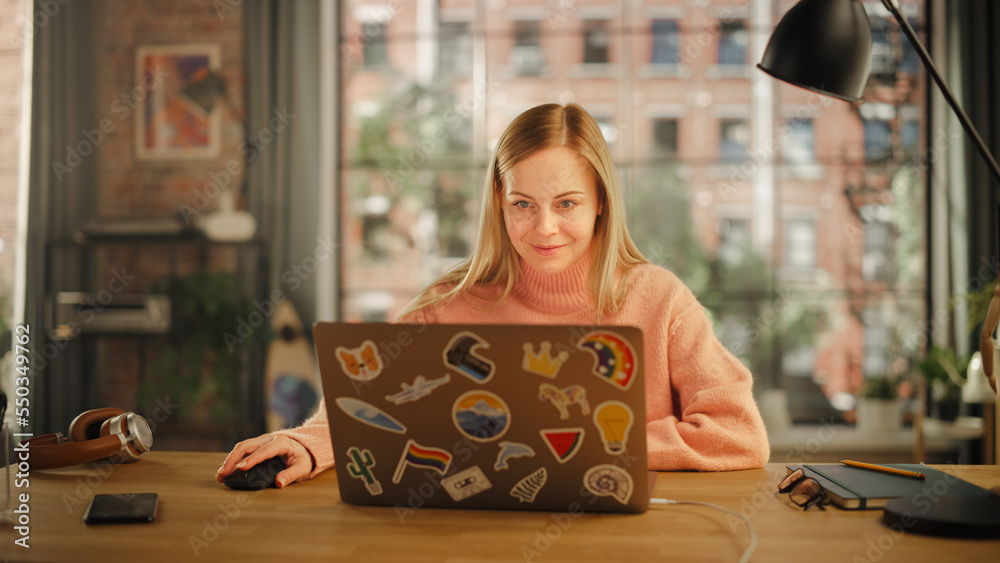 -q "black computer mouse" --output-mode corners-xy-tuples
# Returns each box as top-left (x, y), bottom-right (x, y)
(223, 456), (287, 490)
